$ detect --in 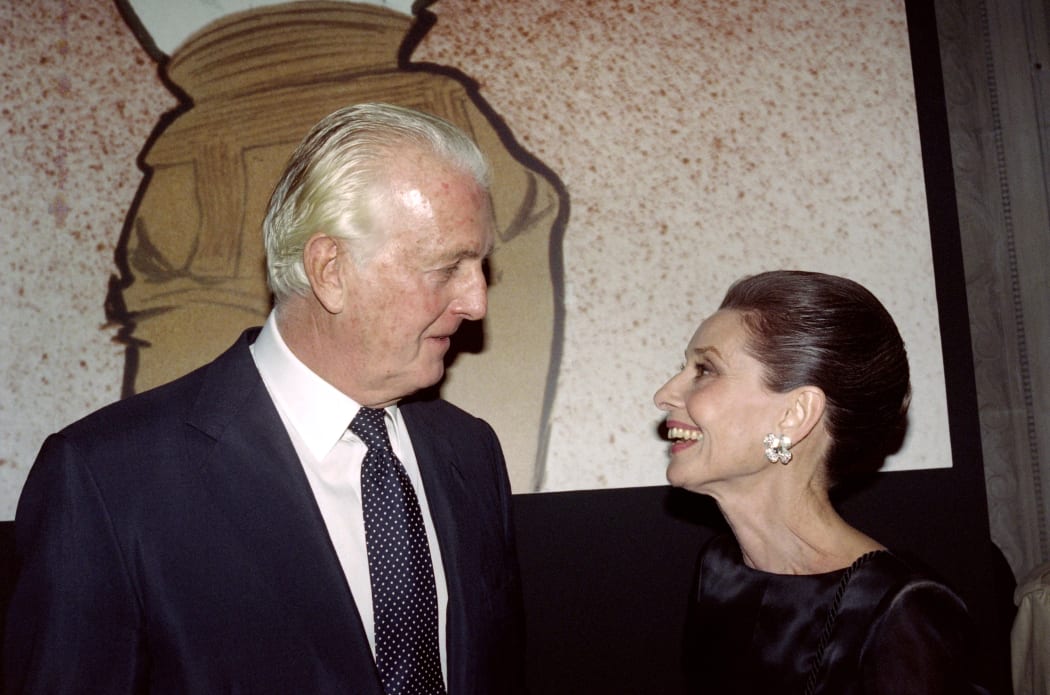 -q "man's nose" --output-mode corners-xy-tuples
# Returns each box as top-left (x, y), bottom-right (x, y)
(455, 264), (488, 320)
